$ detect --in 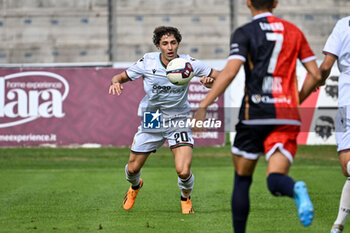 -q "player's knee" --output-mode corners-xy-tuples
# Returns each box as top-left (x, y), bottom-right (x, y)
(267, 173), (282, 196)
(177, 168), (191, 179)
(126, 163), (141, 174)
(177, 170), (190, 179)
